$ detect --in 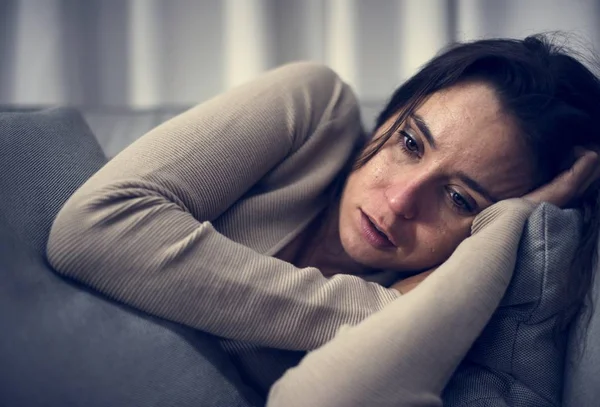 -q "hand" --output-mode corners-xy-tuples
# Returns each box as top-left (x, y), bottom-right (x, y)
(391, 269), (436, 294)
(525, 149), (600, 208)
